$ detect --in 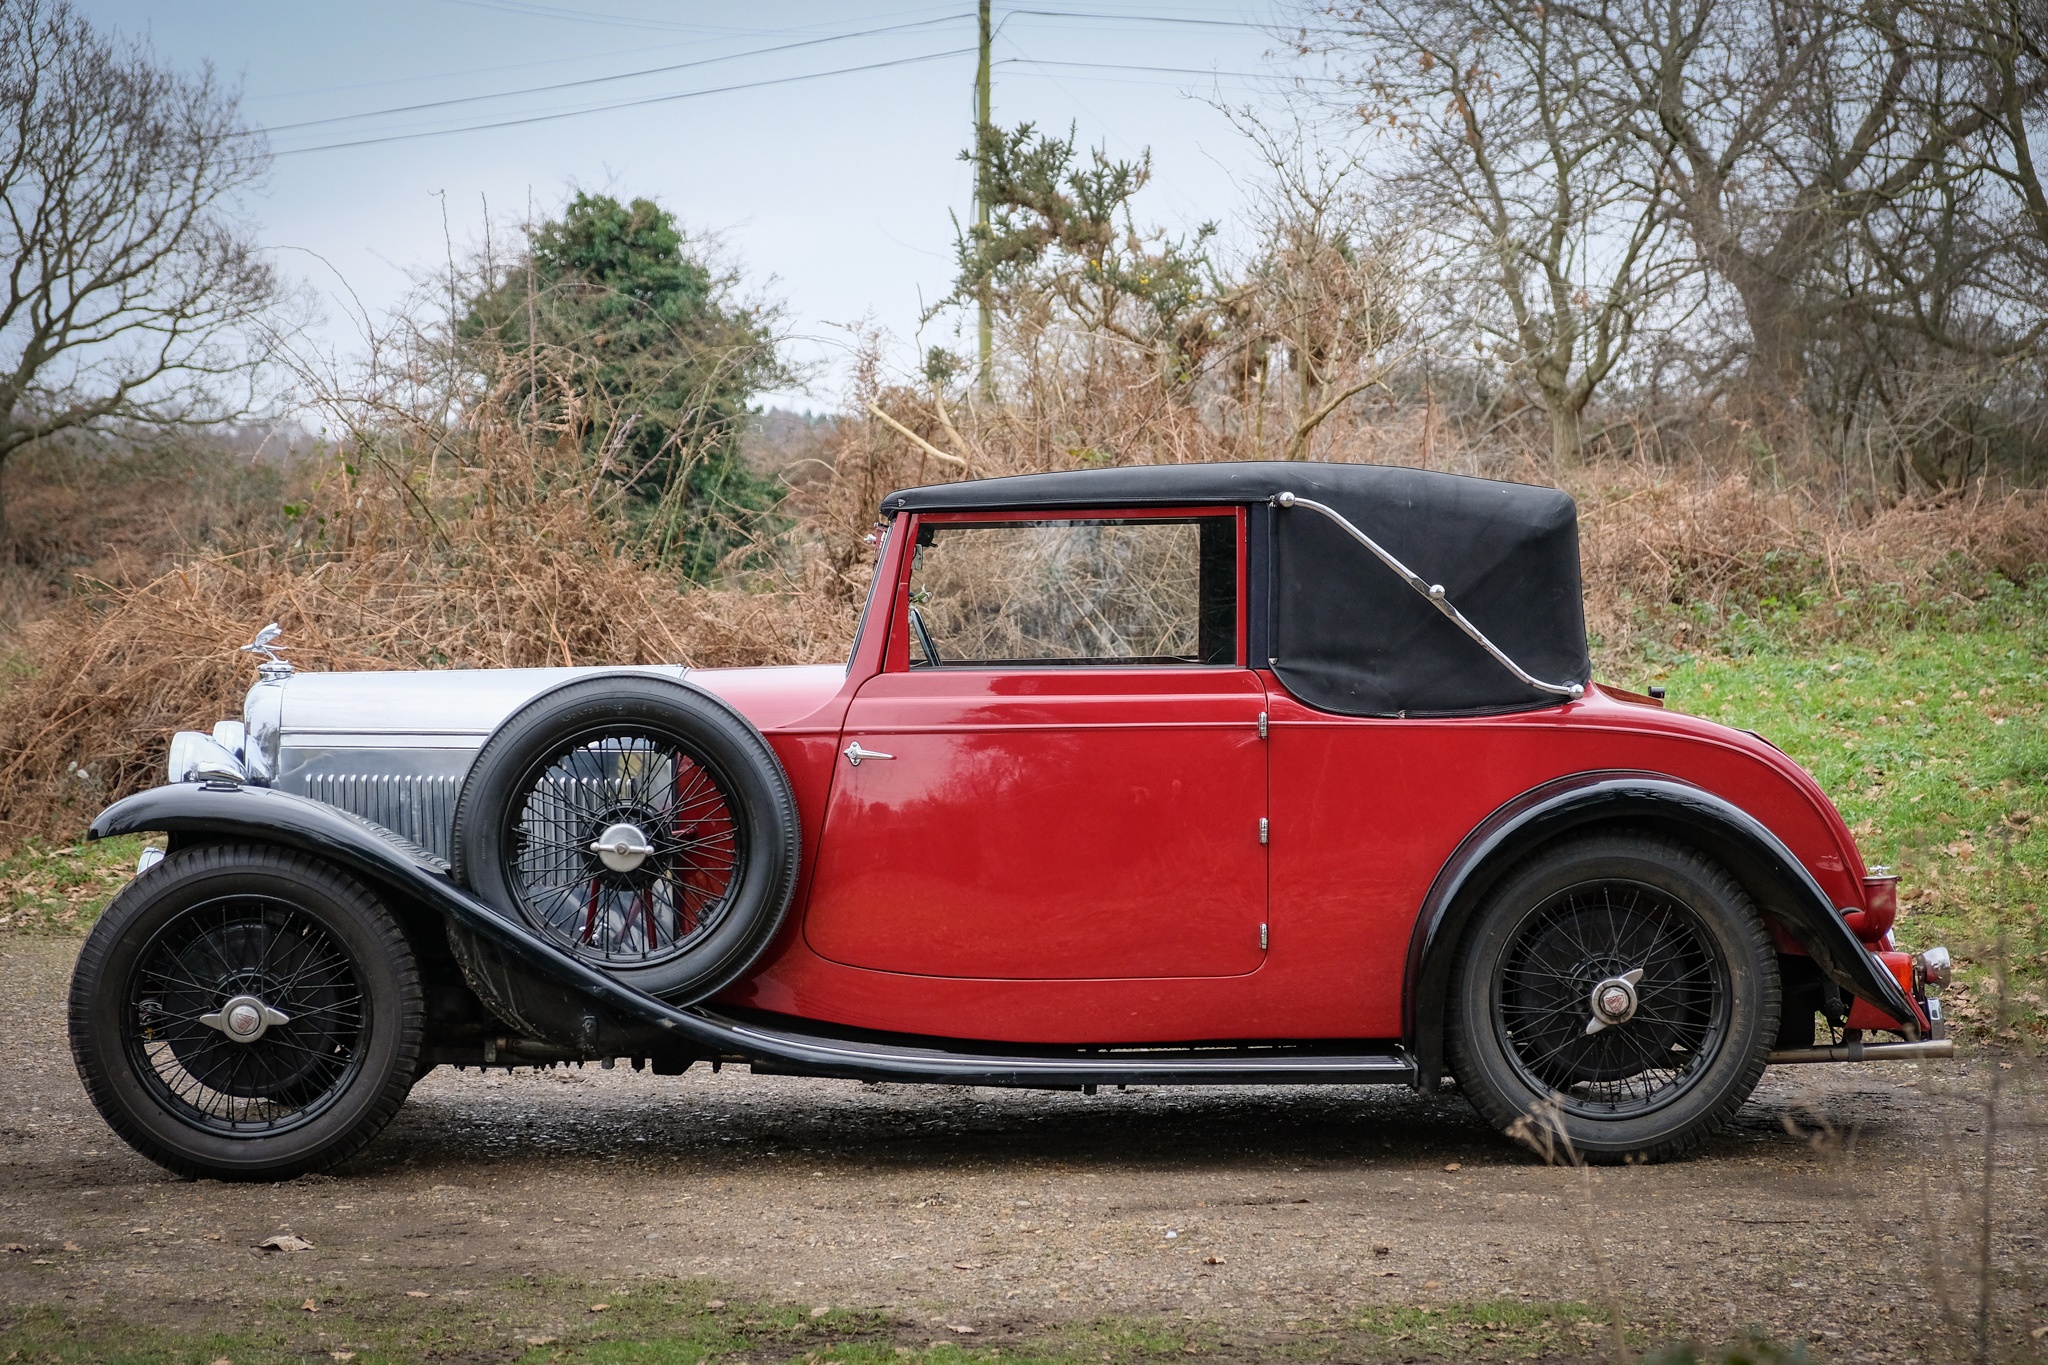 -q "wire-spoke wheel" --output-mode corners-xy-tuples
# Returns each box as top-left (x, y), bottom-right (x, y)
(126, 894), (368, 1134)
(1494, 880), (1729, 1119)
(454, 675), (800, 1002)
(70, 845), (422, 1181)
(506, 732), (744, 967)
(1448, 832), (1778, 1164)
